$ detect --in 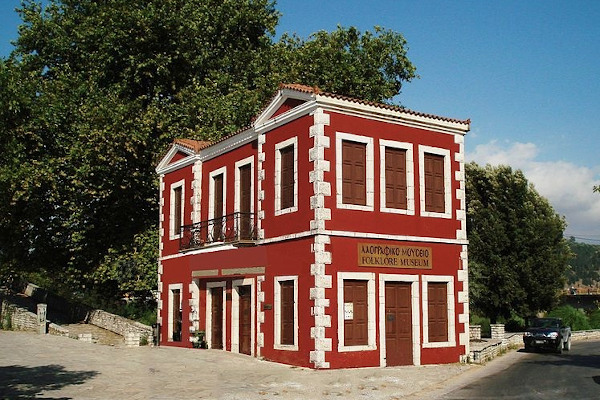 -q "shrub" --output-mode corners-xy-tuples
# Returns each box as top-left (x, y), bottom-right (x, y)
(504, 314), (526, 332)
(470, 314), (491, 338)
(548, 305), (590, 331)
(588, 309), (600, 329)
